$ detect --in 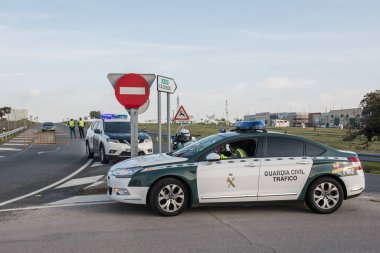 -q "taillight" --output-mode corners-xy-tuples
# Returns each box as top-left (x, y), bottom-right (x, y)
(348, 157), (362, 170)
